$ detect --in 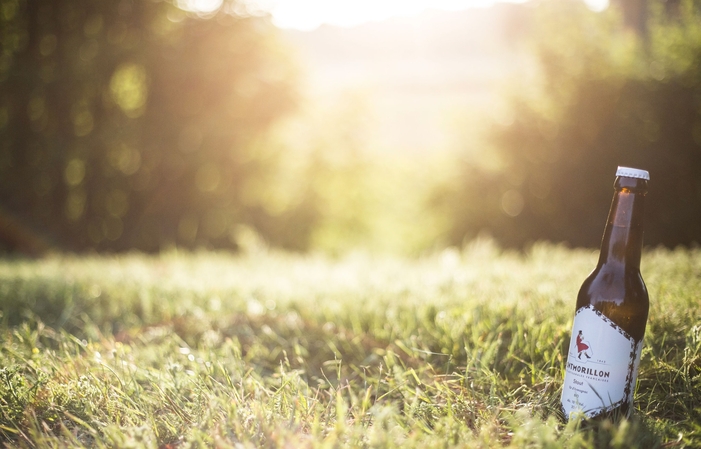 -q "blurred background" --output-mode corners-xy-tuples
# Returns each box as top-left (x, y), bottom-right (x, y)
(1, 0), (700, 256)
